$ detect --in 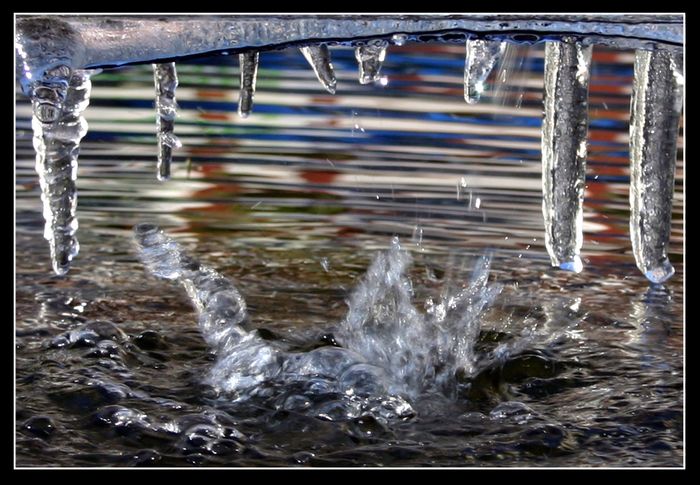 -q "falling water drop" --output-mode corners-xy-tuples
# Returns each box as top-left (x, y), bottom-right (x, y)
(238, 51), (259, 118)
(412, 225), (424, 250)
(463, 39), (507, 104)
(515, 93), (524, 109)
(300, 44), (337, 94)
(456, 176), (468, 200)
(629, 48), (683, 284)
(153, 62), (180, 181)
(541, 39), (592, 274)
